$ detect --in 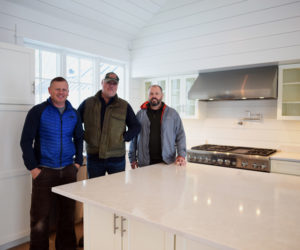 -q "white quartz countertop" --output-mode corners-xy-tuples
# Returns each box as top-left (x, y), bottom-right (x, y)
(271, 151), (300, 162)
(52, 163), (300, 250)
